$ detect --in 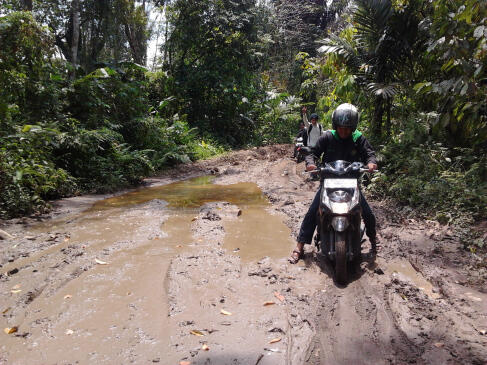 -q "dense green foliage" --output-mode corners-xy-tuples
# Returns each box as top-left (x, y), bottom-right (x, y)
(297, 0), (487, 228)
(1, 0), (486, 230)
(0, 11), (221, 218)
